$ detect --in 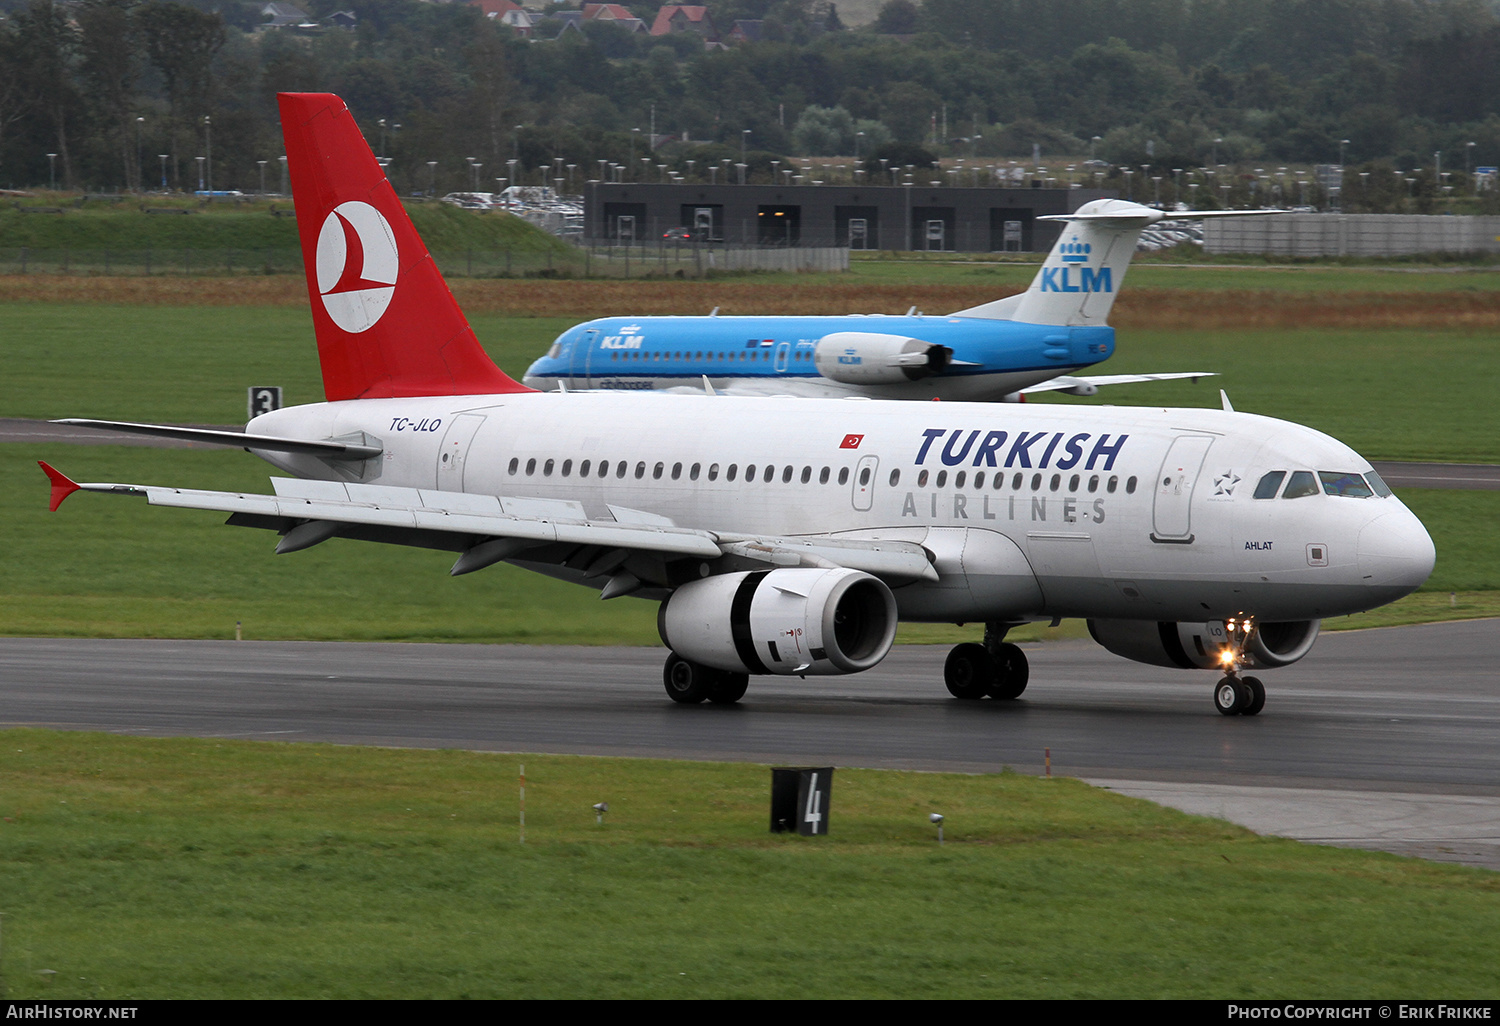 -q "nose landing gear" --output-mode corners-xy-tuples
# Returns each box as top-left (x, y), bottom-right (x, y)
(1212, 617), (1266, 716)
